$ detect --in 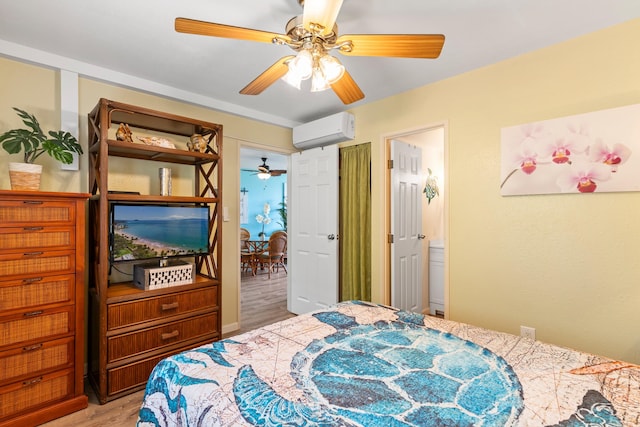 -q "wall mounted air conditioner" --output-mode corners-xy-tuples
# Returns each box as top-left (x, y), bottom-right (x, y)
(292, 112), (355, 150)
